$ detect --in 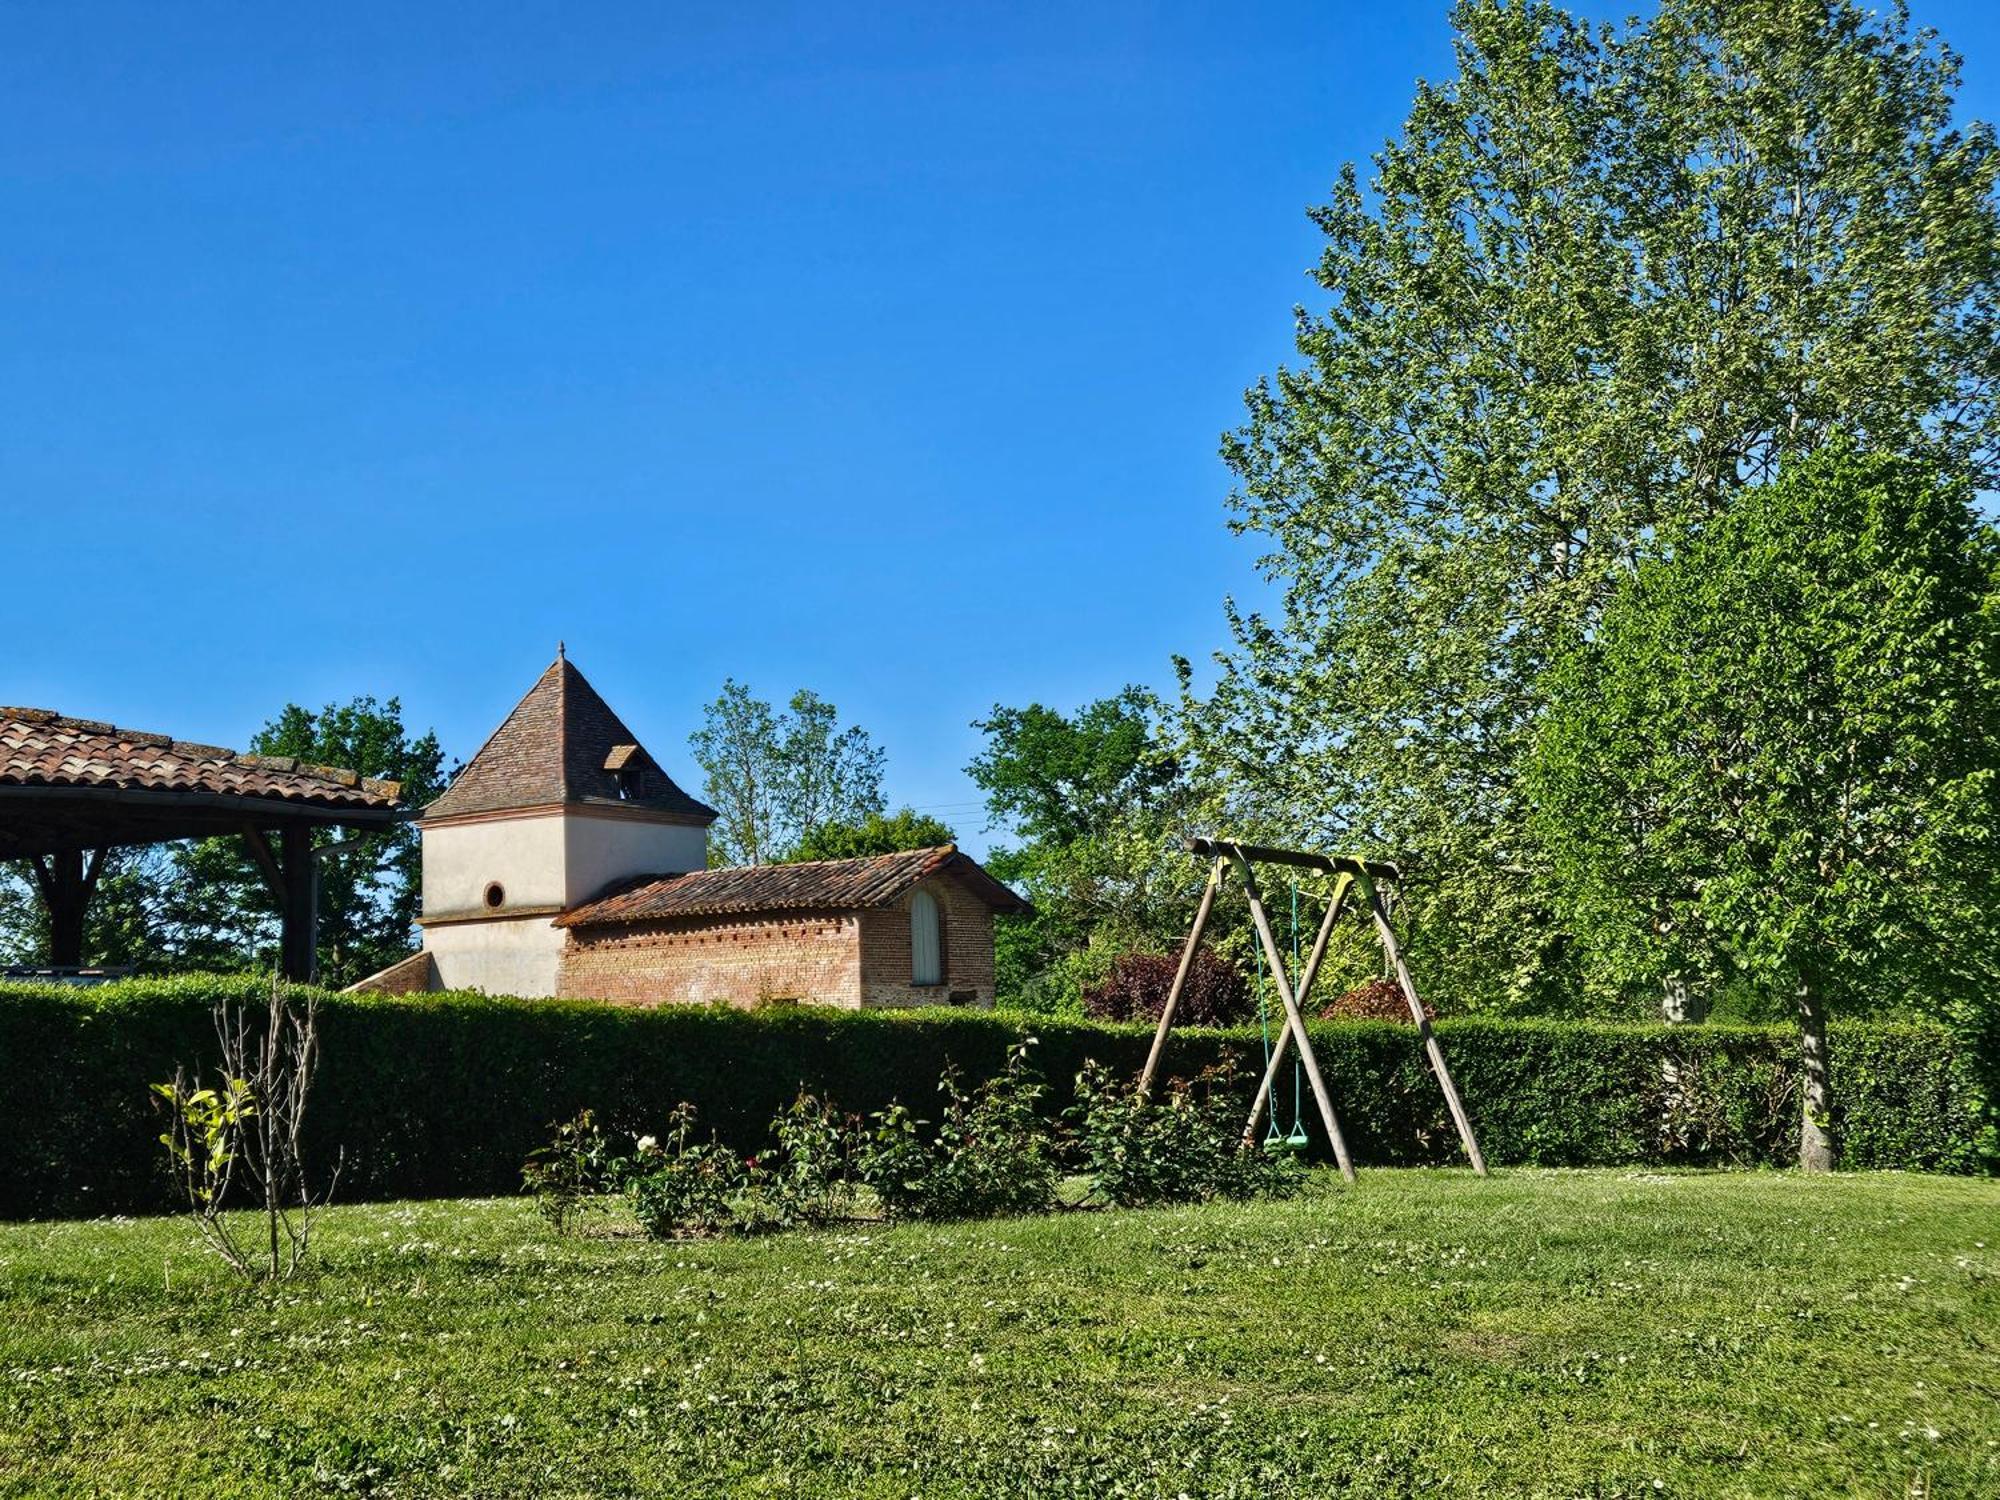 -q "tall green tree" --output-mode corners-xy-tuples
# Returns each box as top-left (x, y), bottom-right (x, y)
(1204, 0), (2000, 1008)
(969, 688), (1211, 1009)
(689, 682), (886, 865)
(776, 689), (887, 845)
(1528, 445), (2000, 1169)
(787, 808), (957, 864)
(163, 697), (448, 984)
